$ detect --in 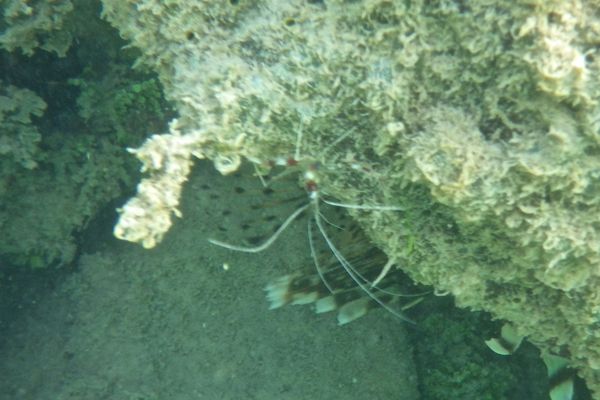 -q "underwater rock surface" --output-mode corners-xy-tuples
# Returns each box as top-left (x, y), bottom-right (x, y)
(102, 1), (600, 394)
